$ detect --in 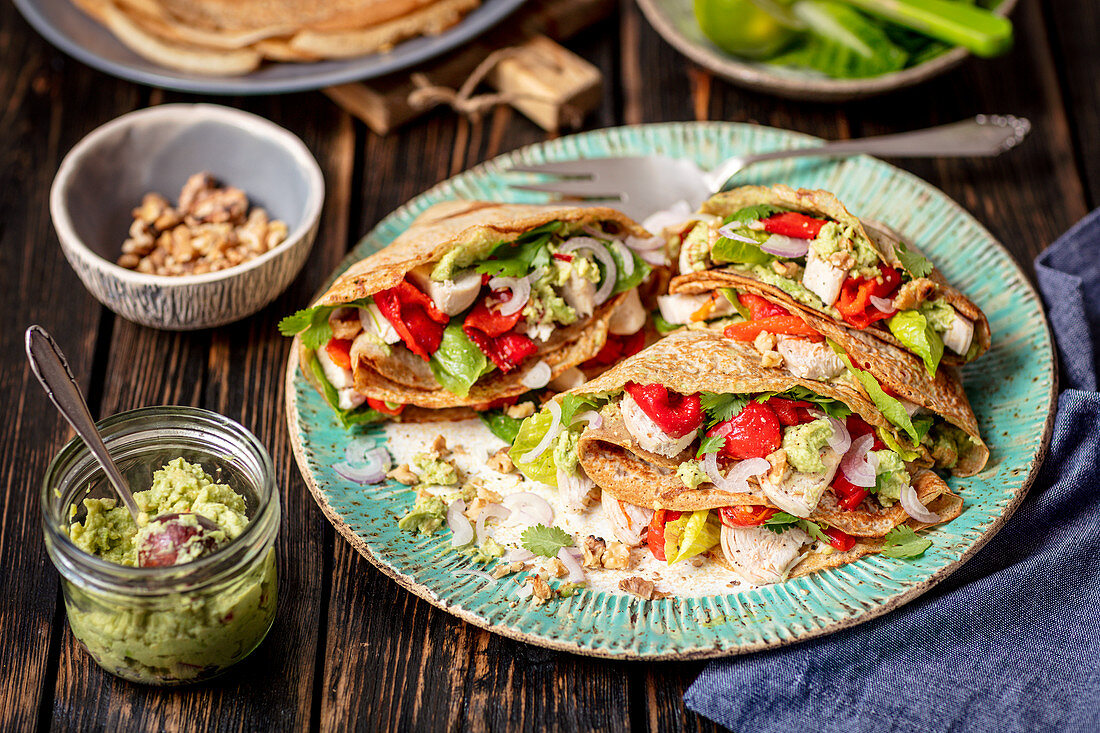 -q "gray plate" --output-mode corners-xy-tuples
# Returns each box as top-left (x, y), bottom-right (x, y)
(14, 0), (526, 95)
